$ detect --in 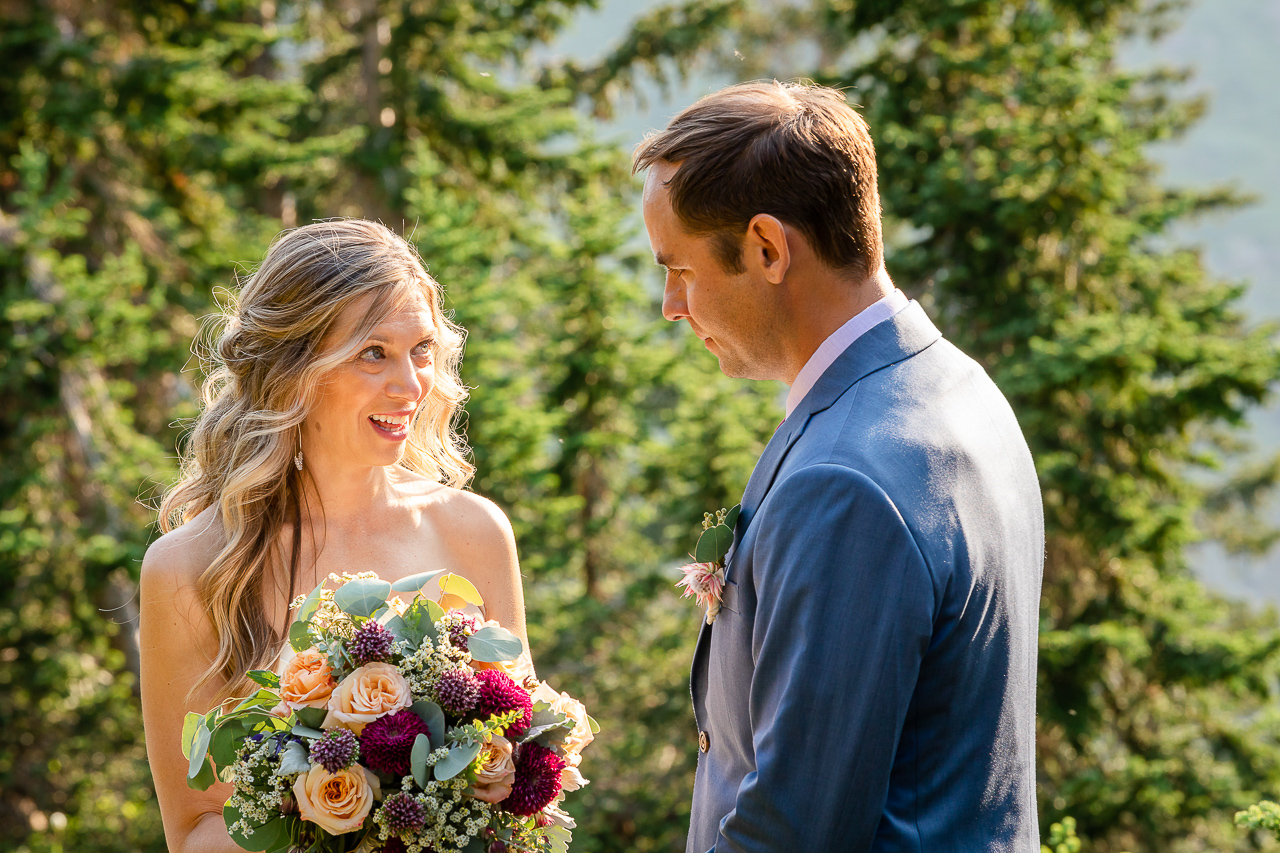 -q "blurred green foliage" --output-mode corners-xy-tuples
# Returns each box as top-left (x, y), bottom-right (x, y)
(3, 1), (1280, 853)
